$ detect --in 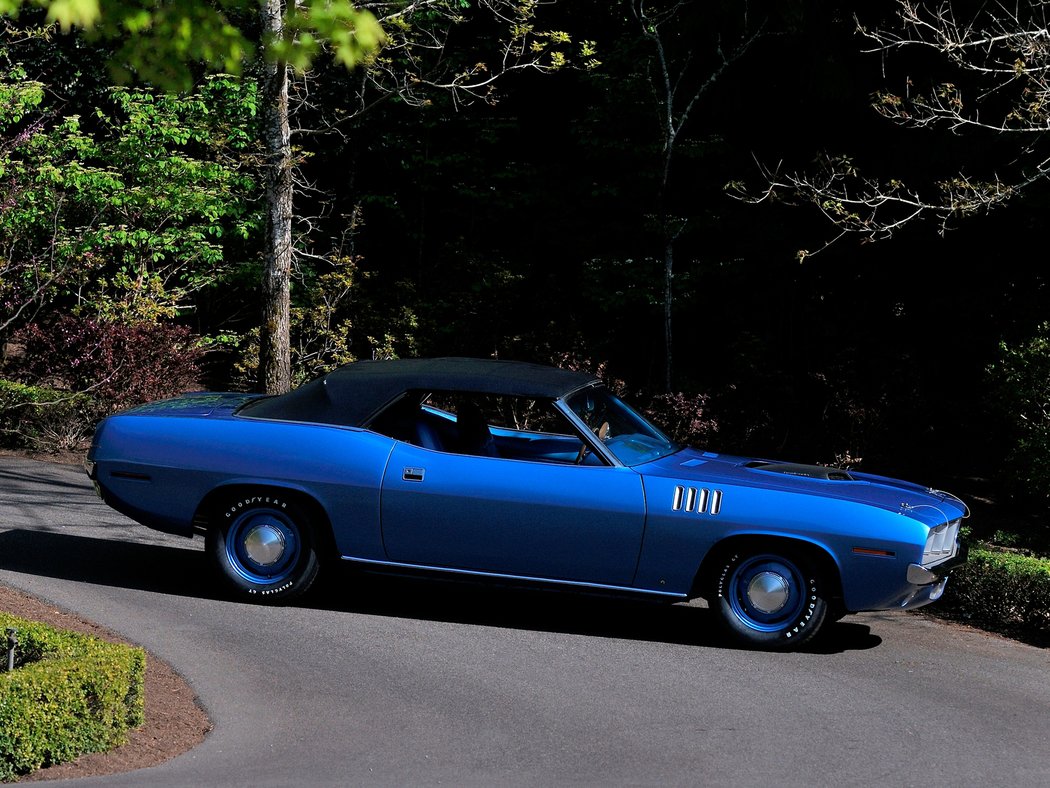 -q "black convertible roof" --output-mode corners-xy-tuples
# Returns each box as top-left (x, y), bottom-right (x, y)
(240, 357), (600, 427)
